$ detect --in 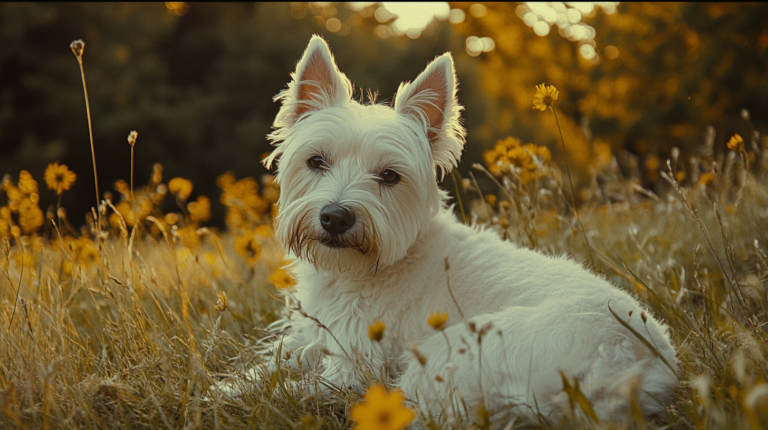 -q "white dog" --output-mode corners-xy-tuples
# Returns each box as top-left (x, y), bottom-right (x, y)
(227, 35), (677, 423)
